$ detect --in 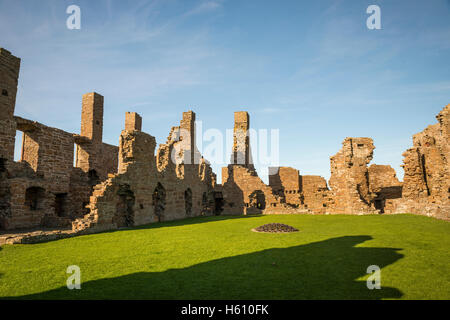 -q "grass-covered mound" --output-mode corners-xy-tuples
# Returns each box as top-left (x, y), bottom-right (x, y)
(0, 214), (449, 299)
